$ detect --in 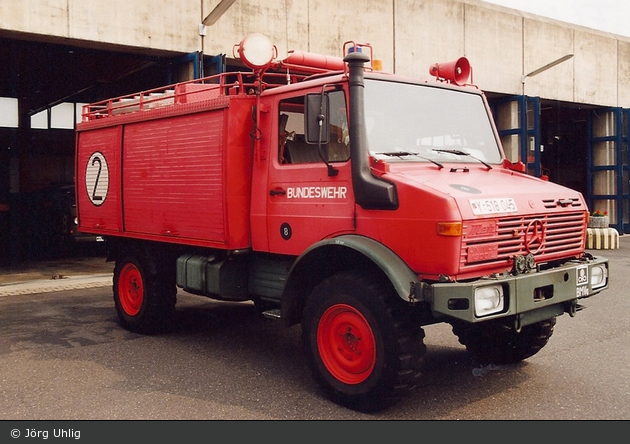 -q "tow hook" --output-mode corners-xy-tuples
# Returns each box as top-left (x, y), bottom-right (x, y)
(514, 314), (522, 333)
(565, 299), (584, 317)
(567, 300), (577, 317)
